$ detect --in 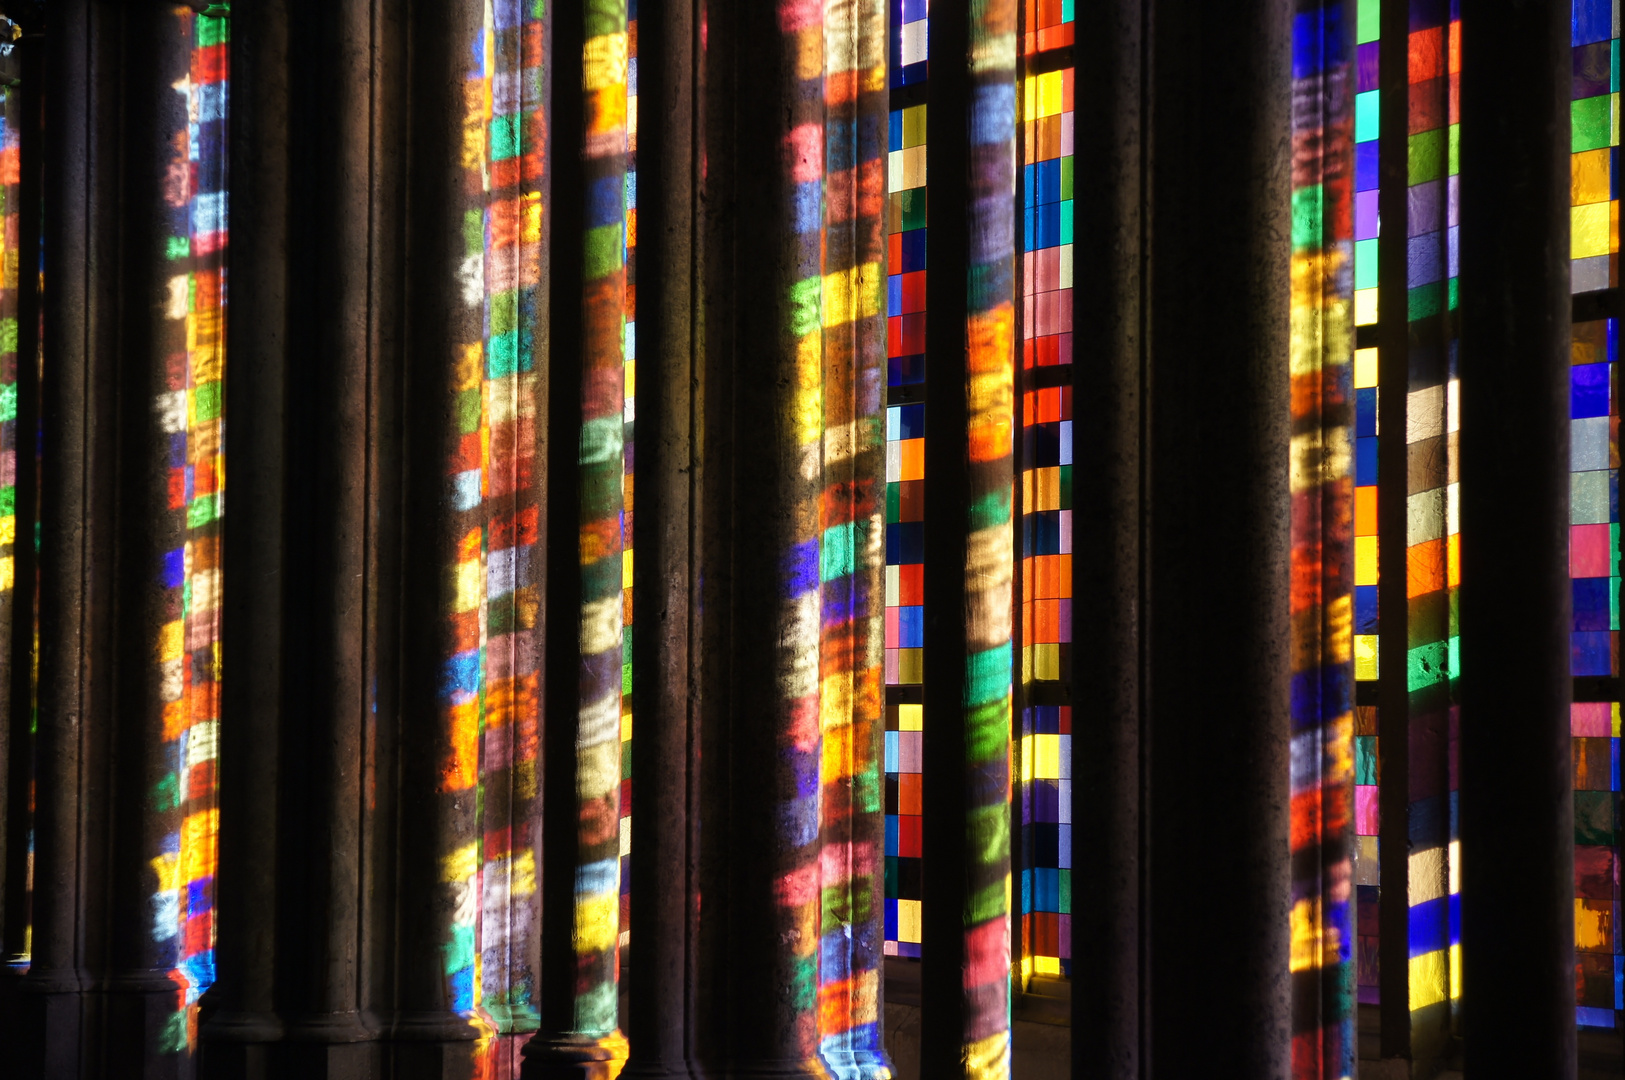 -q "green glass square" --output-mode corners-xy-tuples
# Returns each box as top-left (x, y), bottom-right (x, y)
(1058, 464), (1073, 510)
(1060, 155), (1074, 201)
(1573, 95), (1612, 153)
(1354, 239), (1379, 290)
(1357, 0), (1379, 44)
(1058, 869), (1072, 914)
(1355, 91), (1380, 143)
(1409, 129), (1446, 184)
(1448, 123), (1459, 176)
(898, 189), (927, 231)
(1059, 200), (1073, 245)
(1408, 282), (1442, 320)
(1355, 735), (1378, 785)
(887, 482), (901, 523)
